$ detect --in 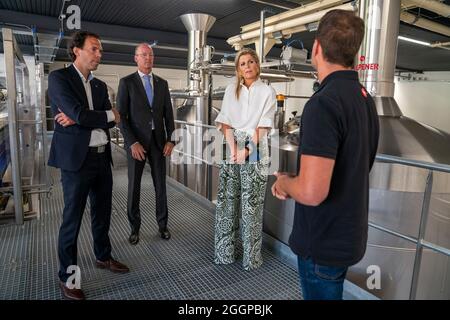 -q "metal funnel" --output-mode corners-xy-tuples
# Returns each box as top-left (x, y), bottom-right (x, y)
(179, 13), (216, 93)
(180, 13), (216, 33)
